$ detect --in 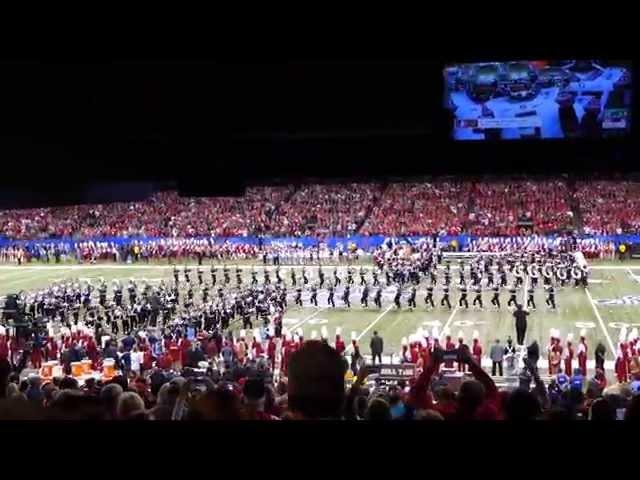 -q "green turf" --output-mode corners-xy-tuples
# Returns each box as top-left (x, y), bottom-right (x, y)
(1, 263), (639, 363)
